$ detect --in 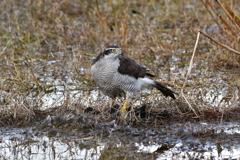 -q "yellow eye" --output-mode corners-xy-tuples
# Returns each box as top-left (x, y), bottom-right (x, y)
(111, 49), (116, 52)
